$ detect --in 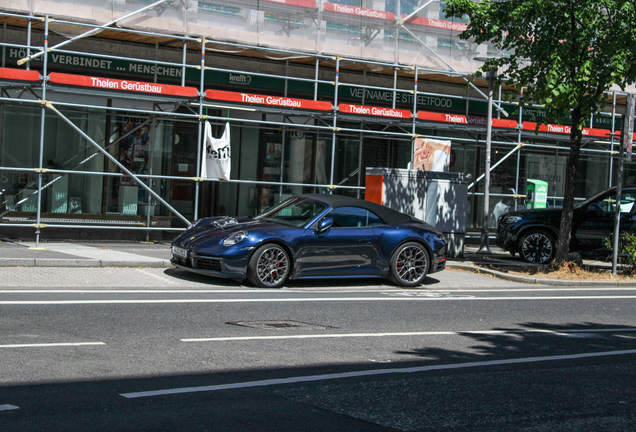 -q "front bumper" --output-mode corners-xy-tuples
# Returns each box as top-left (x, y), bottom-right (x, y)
(496, 224), (517, 253)
(171, 250), (248, 281)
